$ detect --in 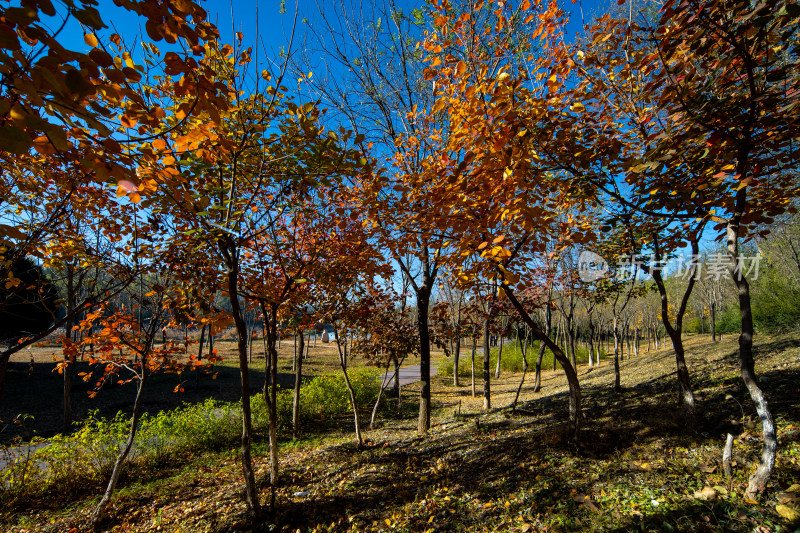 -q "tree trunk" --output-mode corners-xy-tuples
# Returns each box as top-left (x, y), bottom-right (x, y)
(221, 245), (260, 518)
(453, 338), (461, 387)
(505, 286), (581, 438)
(91, 372), (149, 530)
(333, 325), (362, 448)
(534, 308), (551, 393)
(711, 302), (717, 342)
(482, 316), (491, 411)
(262, 302), (280, 510)
(650, 246), (698, 418)
(370, 357), (394, 429)
(533, 340), (545, 393)
(292, 325), (304, 439)
(727, 217), (776, 499)
(393, 355), (401, 406)
(613, 317), (621, 392)
(511, 334), (529, 413)
(494, 330), (504, 379)
(417, 287), (432, 434)
(624, 323), (630, 362)
(470, 336), (476, 398)
(196, 324), (206, 391)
